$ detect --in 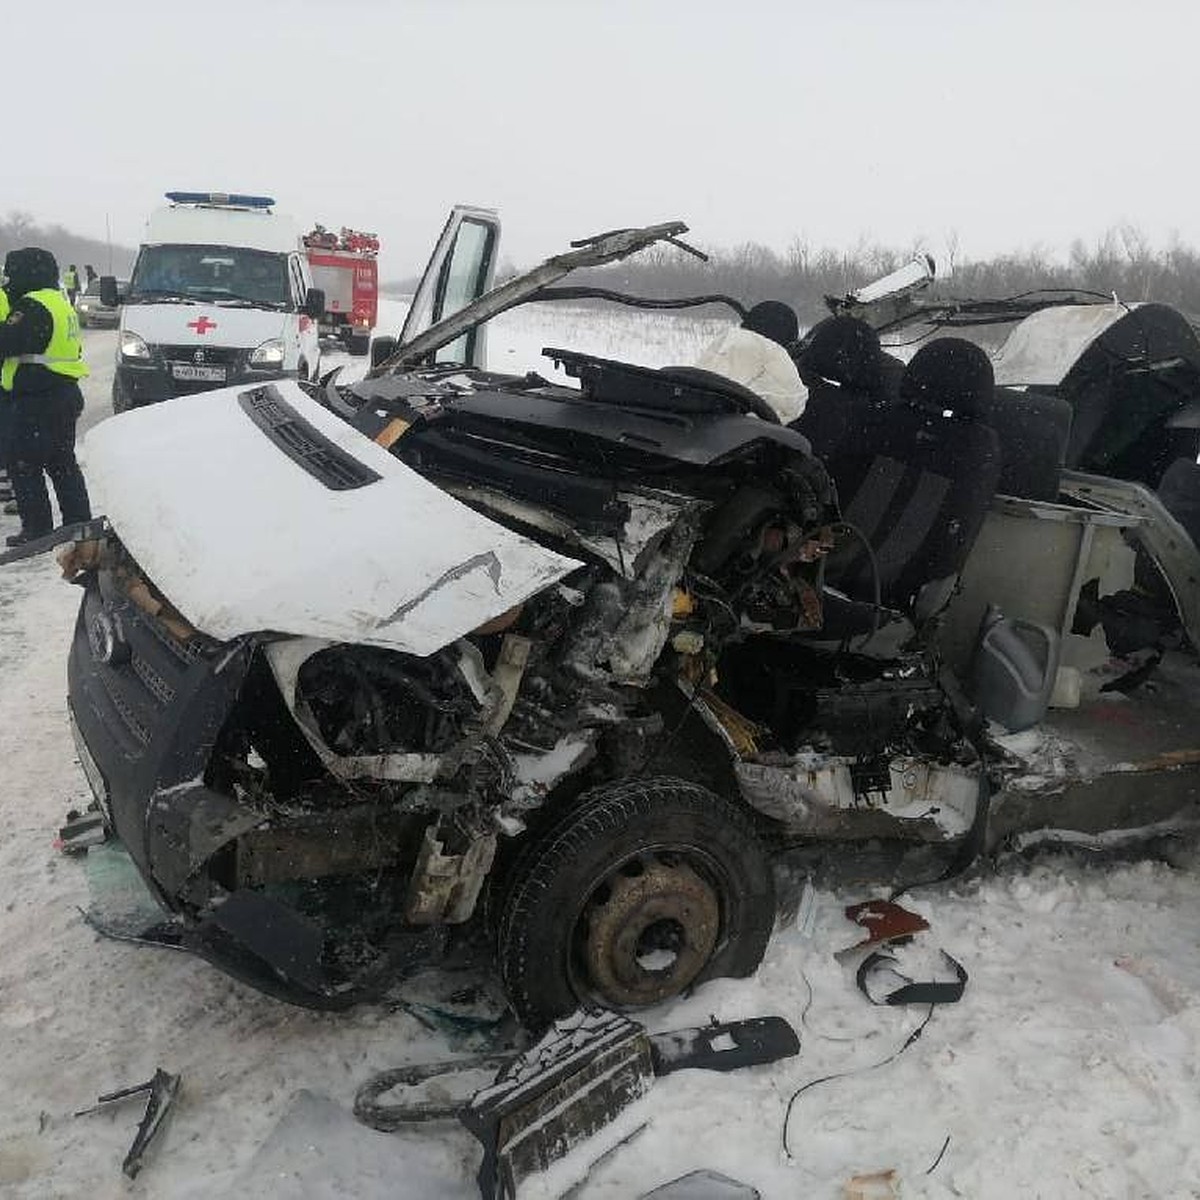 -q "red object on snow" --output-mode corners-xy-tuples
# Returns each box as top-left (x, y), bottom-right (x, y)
(842, 899), (930, 953)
